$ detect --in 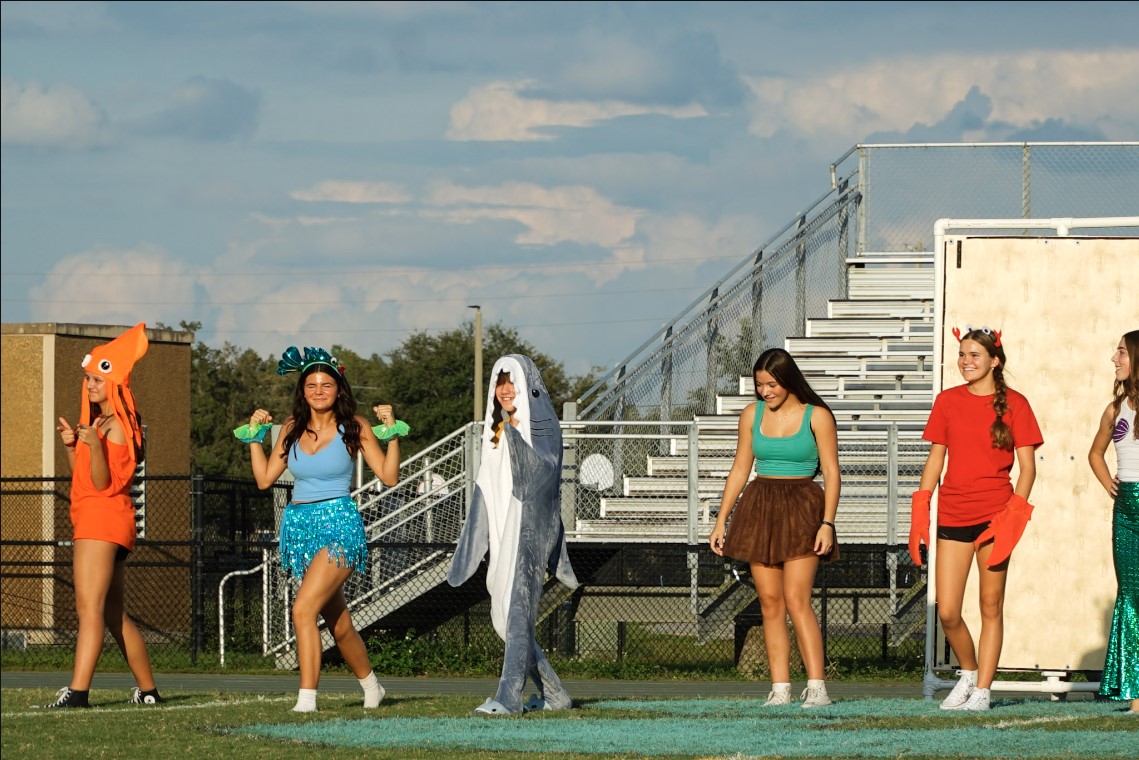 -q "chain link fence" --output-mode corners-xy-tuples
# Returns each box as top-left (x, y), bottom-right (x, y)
(843, 142), (1139, 253)
(1, 422), (927, 677)
(578, 143), (1137, 424)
